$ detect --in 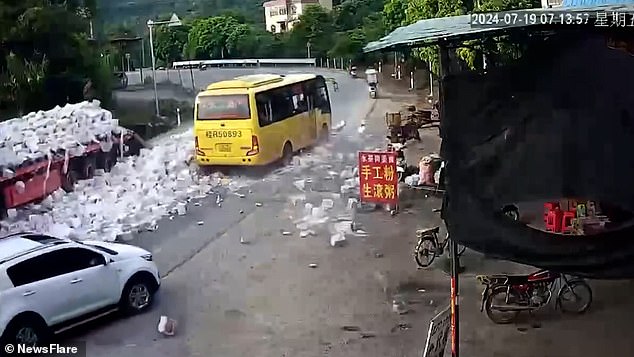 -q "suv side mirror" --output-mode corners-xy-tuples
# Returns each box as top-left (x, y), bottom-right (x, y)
(102, 255), (110, 266)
